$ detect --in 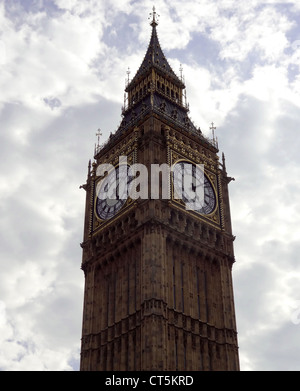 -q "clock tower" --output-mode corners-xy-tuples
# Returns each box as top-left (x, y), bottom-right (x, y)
(80, 9), (239, 371)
